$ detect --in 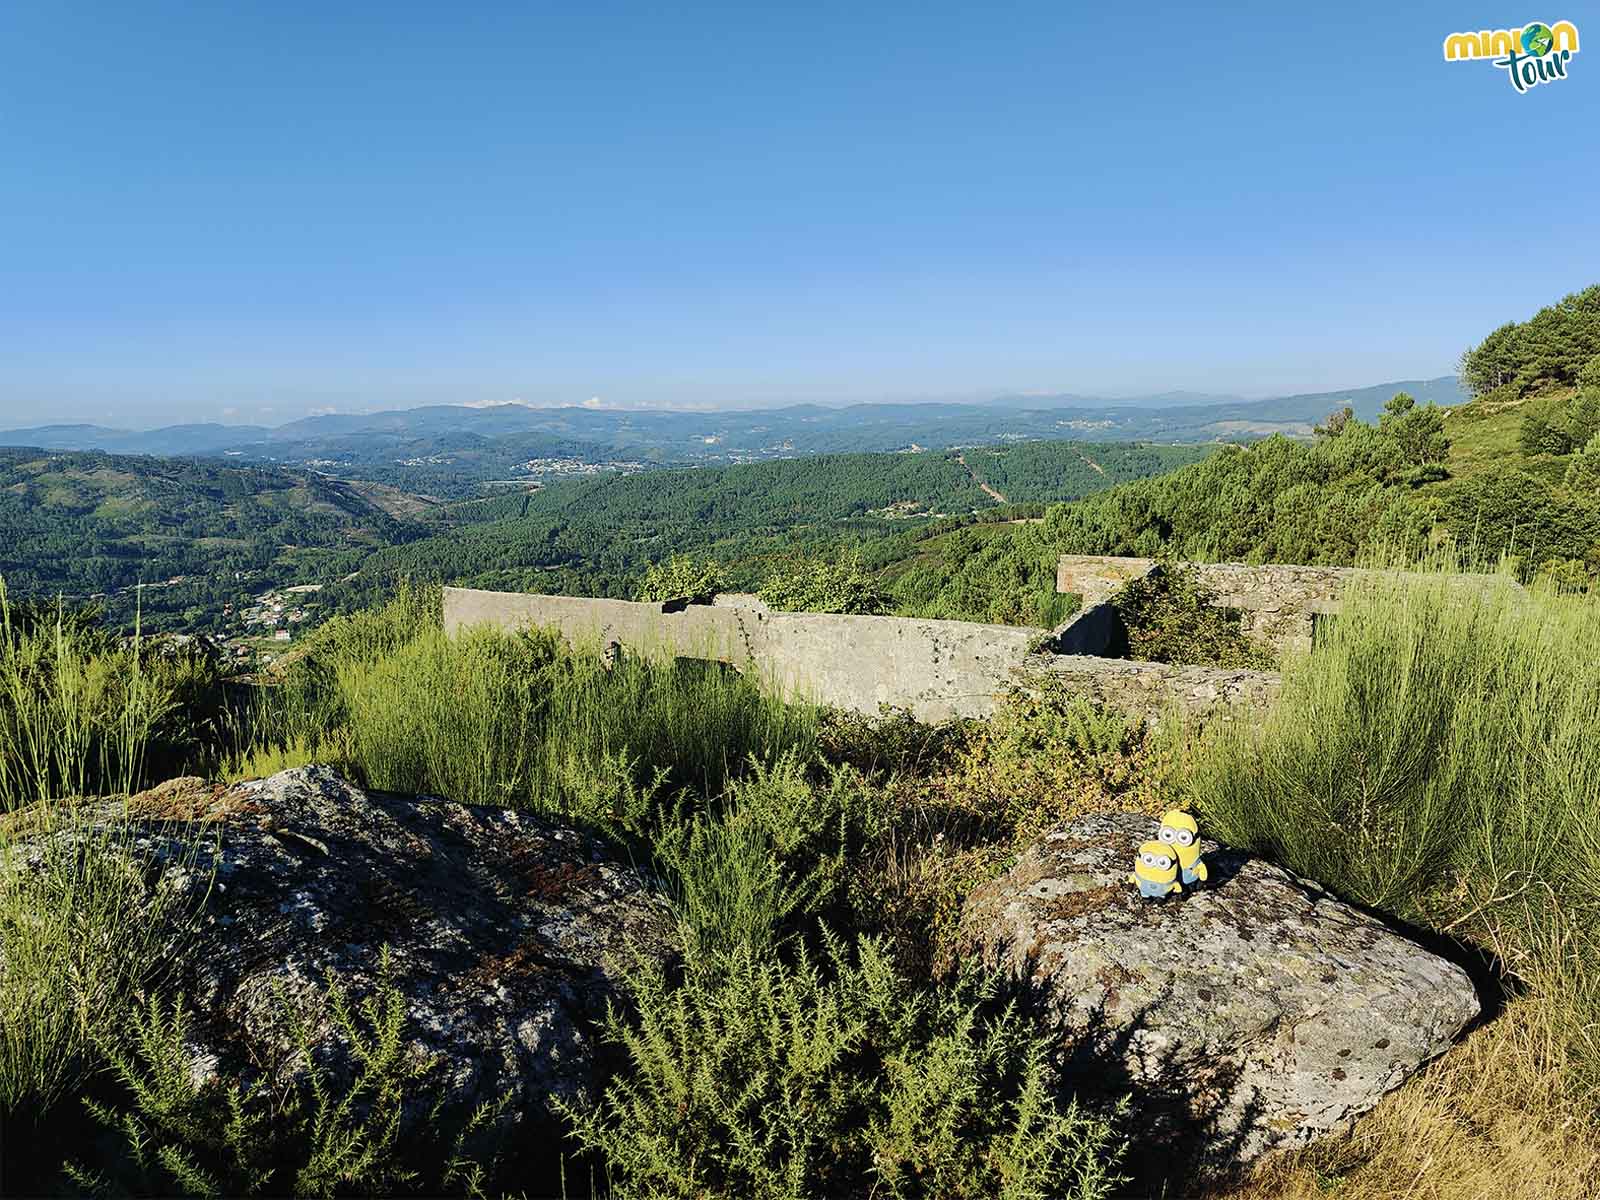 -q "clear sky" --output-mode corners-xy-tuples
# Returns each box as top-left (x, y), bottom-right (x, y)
(1, 2), (1596, 427)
